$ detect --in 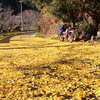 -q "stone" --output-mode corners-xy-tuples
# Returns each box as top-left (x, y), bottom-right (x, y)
(97, 31), (100, 40)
